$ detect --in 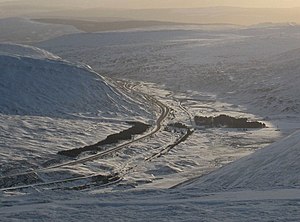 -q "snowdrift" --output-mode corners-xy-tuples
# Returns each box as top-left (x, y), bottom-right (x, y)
(184, 130), (300, 192)
(0, 44), (146, 118)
